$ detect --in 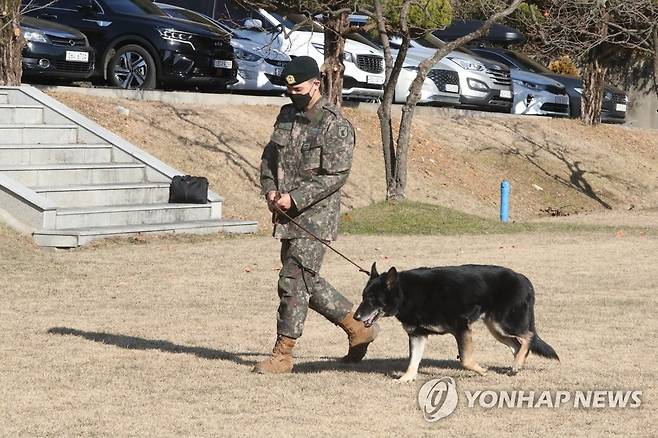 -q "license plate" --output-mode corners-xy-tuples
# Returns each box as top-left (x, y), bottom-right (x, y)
(214, 59), (233, 69)
(367, 75), (385, 85)
(555, 95), (569, 105)
(616, 103), (627, 112)
(499, 89), (512, 99)
(445, 84), (459, 93)
(65, 51), (89, 63)
(274, 67), (283, 76)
